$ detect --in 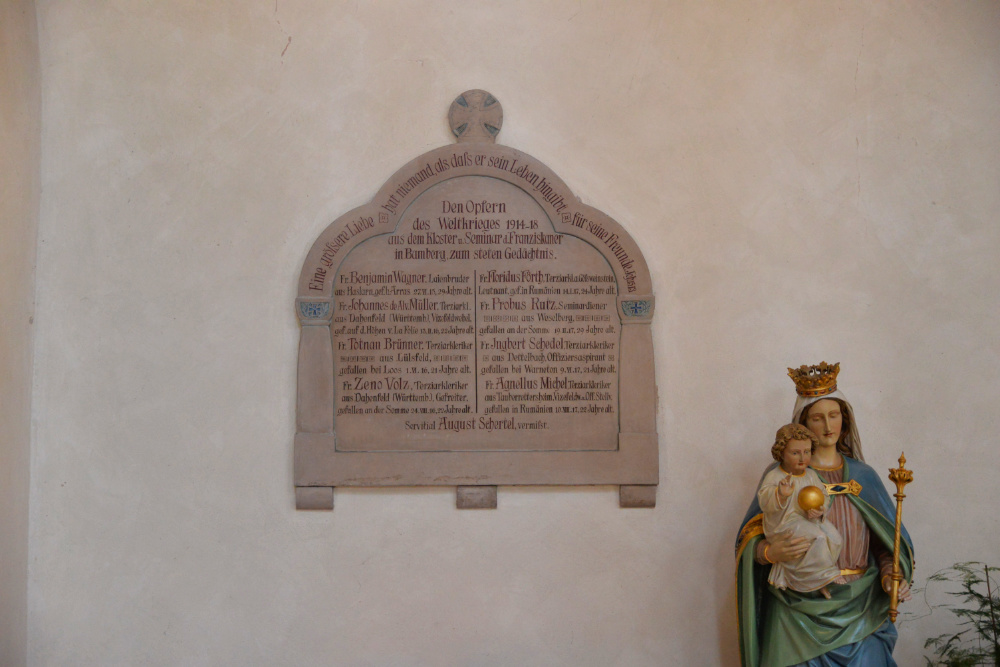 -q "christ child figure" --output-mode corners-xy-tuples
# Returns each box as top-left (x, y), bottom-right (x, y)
(758, 423), (846, 599)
